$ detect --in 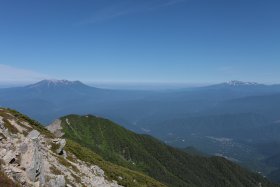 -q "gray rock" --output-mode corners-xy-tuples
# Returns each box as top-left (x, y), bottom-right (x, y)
(3, 150), (15, 164)
(26, 138), (43, 182)
(0, 121), (5, 129)
(47, 120), (64, 138)
(19, 143), (28, 154)
(48, 175), (65, 187)
(26, 153), (41, 181)
(91, 165), (104, 176)
(27, 130), (40, 140)
(56, 139), (66, 156)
